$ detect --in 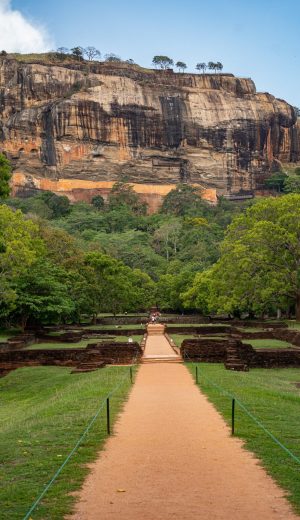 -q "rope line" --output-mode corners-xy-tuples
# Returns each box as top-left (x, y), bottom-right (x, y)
(22, 362), (137, 520)
(184, 354), (300, 466)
